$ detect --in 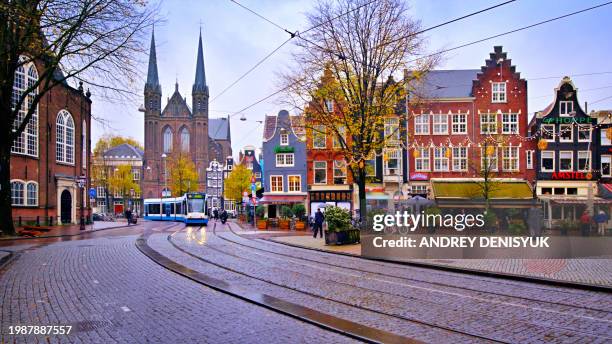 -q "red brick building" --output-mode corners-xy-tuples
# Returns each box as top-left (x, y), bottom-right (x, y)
(407, 46), (535, 207)
(304, 69), (356, 216)
(10, 58), (92, 225)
